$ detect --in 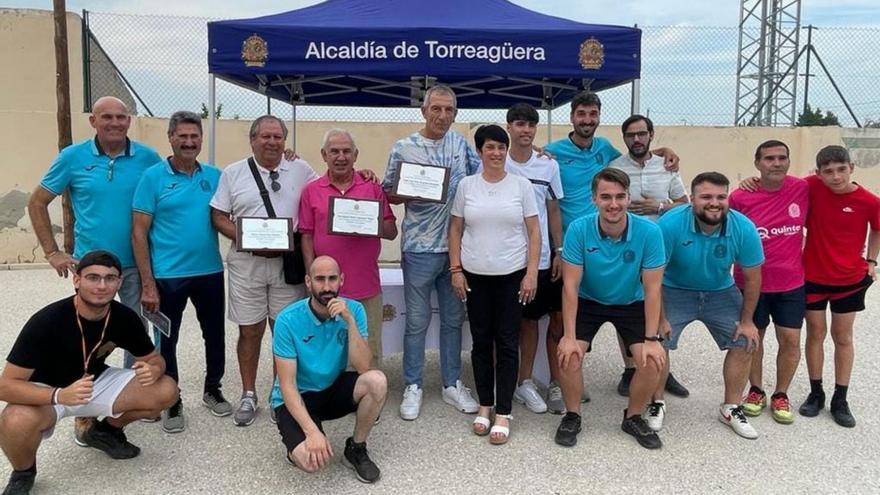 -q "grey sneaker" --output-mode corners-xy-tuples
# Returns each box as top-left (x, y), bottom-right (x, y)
(202, 390), (233, 417)
(162, 399), (185, 434)
(547, 380), (565, 415)
(233, 391), (258, 427)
